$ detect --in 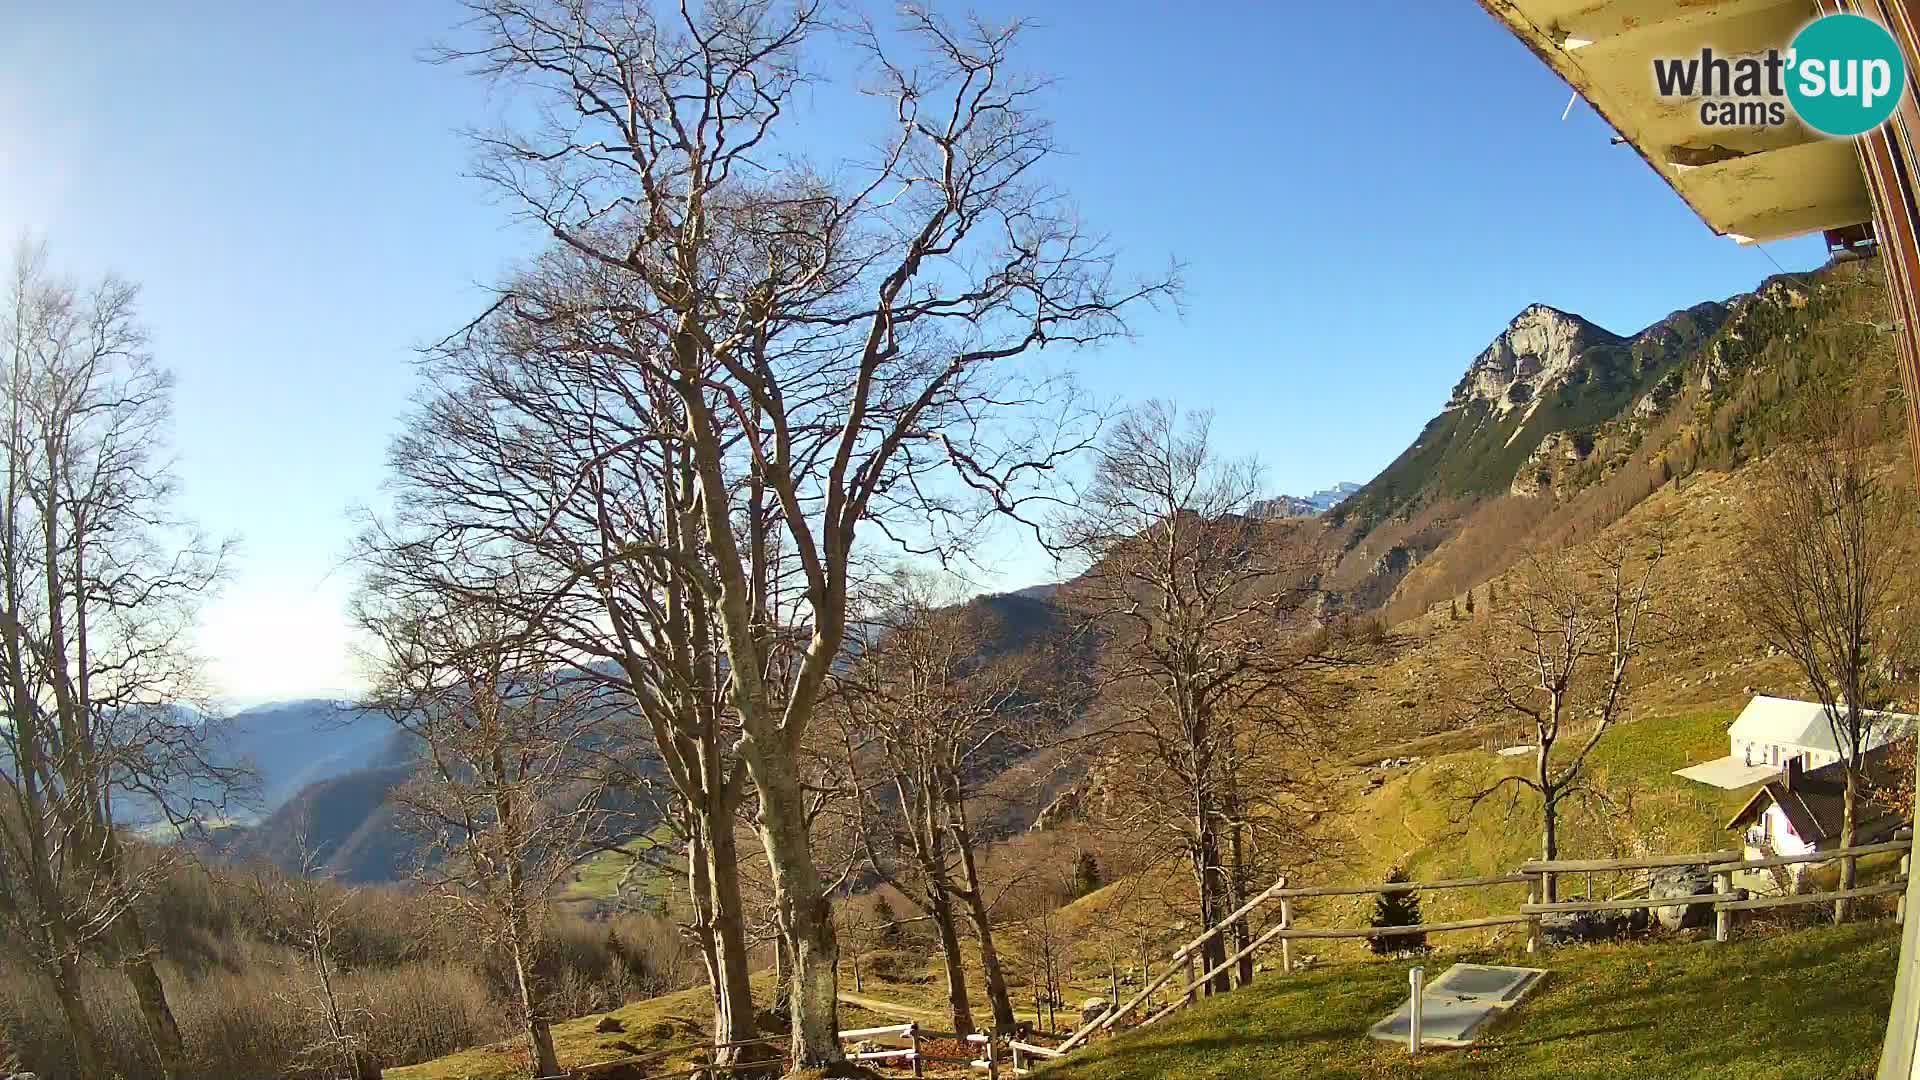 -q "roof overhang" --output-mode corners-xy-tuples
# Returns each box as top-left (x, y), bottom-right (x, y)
(1479, 0), (1875, 243)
